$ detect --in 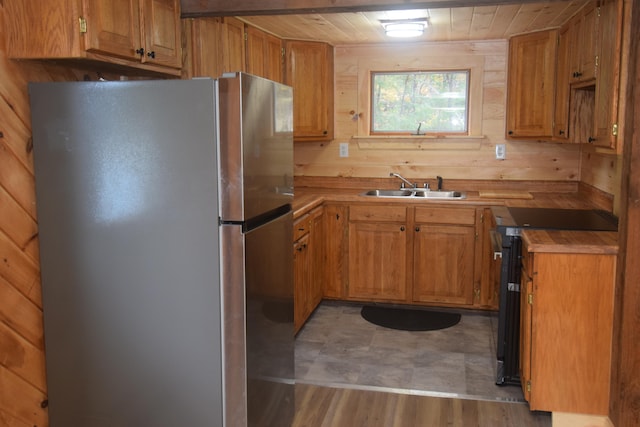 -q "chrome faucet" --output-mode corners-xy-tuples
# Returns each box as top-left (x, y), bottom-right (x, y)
(390, 172), (416, 188)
